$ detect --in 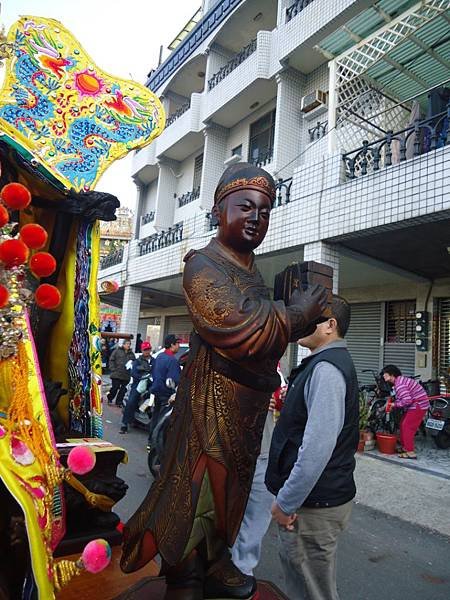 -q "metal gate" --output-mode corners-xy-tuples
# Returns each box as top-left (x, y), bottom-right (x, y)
(437, 298), (450, 376)
(383, 343), (415, 376)
(346, 303), (382, 385)
(165, 315), (193, 344)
